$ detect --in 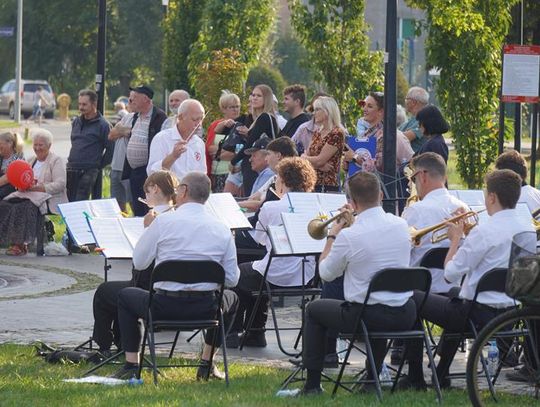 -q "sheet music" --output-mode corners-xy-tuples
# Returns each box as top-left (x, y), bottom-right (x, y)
(57, 201), (95, 245)
(470, 205), (490, 224)
(448, 190), (460, 199)
(90, 198), (122, 218)
(455, 190), (485, 206)
(285, 192), (321, 215)
(267, 225), (293, 255)
(120, 217), (145, 248)
(88, 218), (133, 258)
(281, 212), (325, 254)
(206, 193), (252, 229)
(318, 193), (347, 214)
